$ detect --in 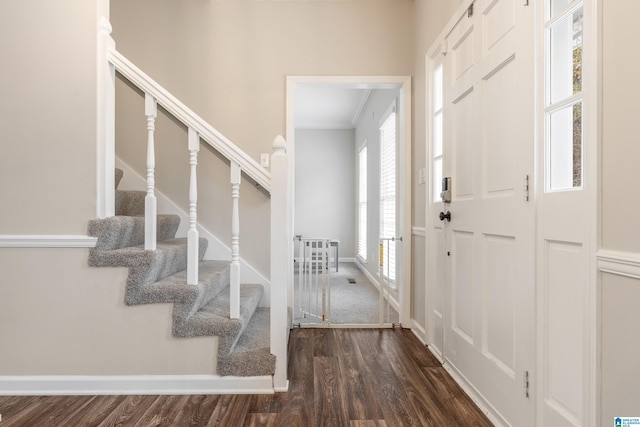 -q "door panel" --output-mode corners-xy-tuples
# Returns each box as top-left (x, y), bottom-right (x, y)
(436, 0), (536, 425)
(452, 230), (475, 343)
(545, 240), (584, 422)
(484, 58), (516, 195)
(452, 90), (477, 198)
(484, 233), (516, 375)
